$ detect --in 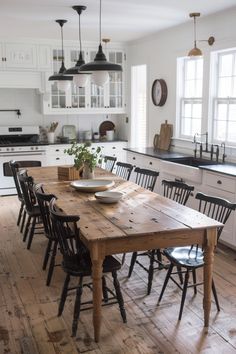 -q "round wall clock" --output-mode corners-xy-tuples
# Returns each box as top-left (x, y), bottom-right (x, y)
(151, 79), (168, 106)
